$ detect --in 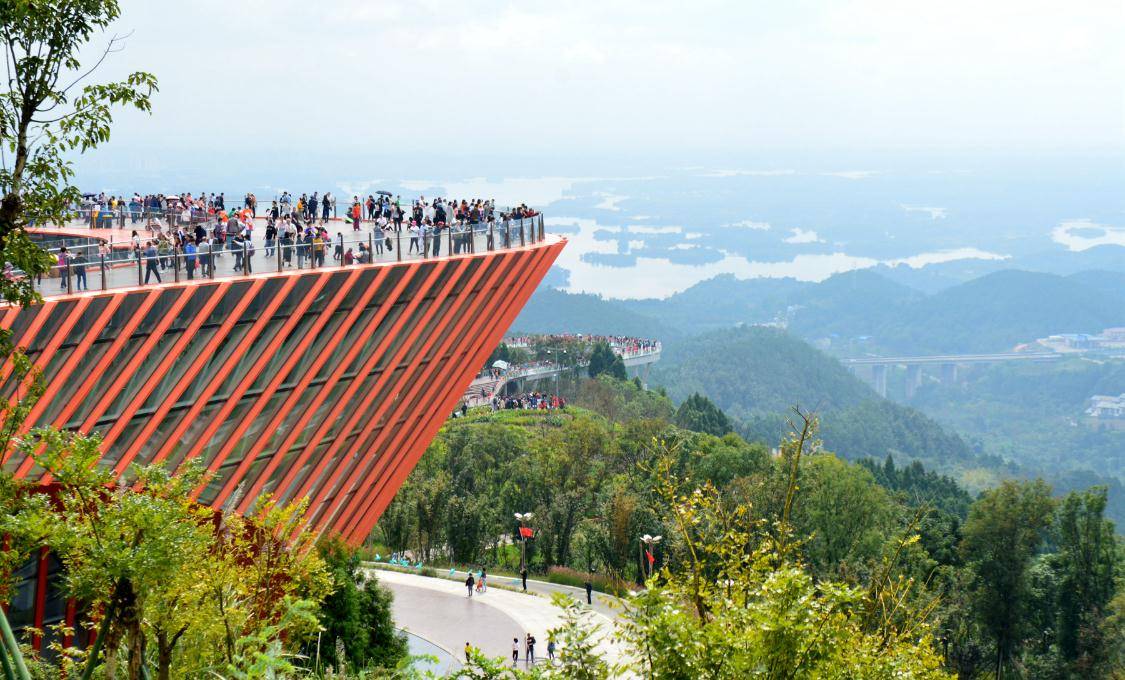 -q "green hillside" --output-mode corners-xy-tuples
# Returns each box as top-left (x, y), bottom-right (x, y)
(874, 270), (1125, 353)
(651, 326), (981, 472)
(521, 267), (1125, 355)
(653, 326), (875, 418)
(510, 287), (677, 339)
